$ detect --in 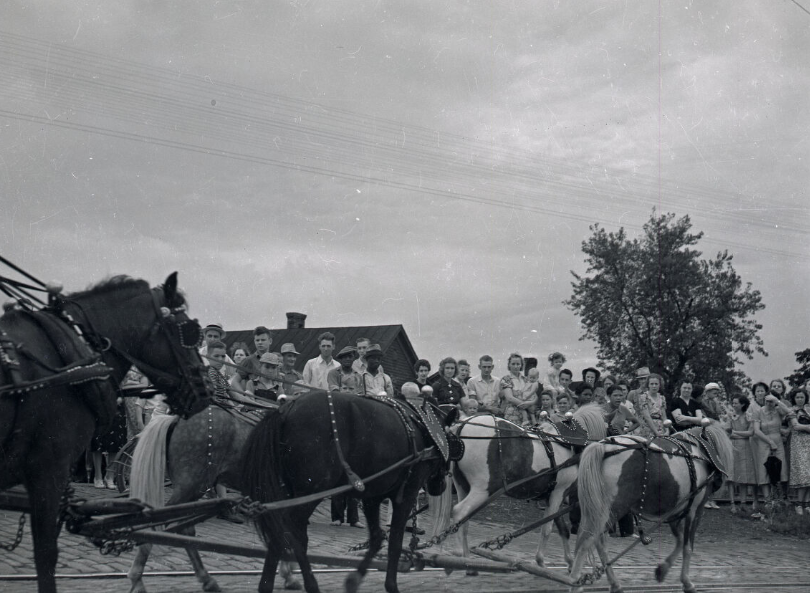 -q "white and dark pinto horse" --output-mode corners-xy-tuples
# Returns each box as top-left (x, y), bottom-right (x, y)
(569, 422), (733, 593)
(432, 404), (607, 569)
